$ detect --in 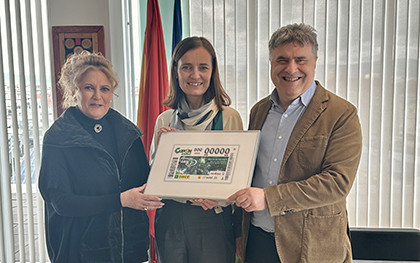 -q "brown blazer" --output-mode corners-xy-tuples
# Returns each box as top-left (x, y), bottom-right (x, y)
(240, 82), (362, 263)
